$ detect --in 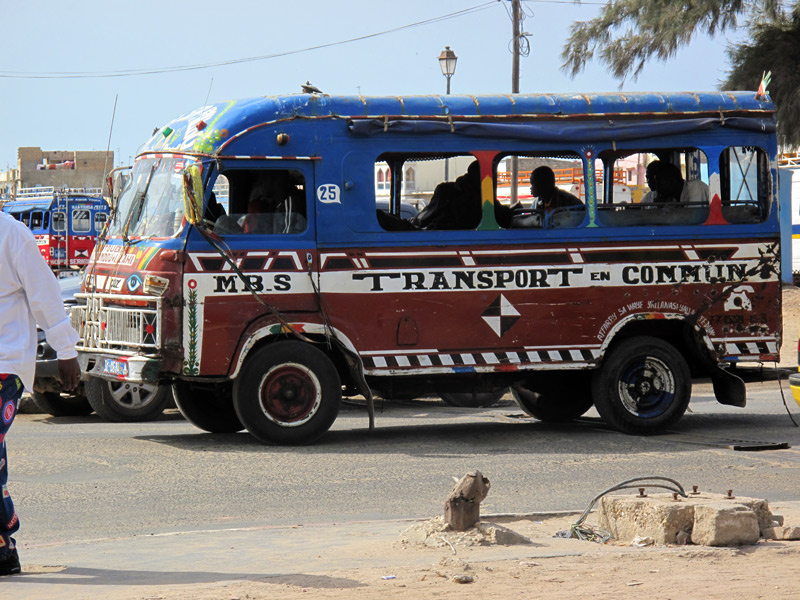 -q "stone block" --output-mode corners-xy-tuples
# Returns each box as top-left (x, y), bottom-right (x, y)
(692, 502), (760, 546)
(763, 526), (800, 541)
(599, 493), (775, 547)
(599, 496), (694, 545)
